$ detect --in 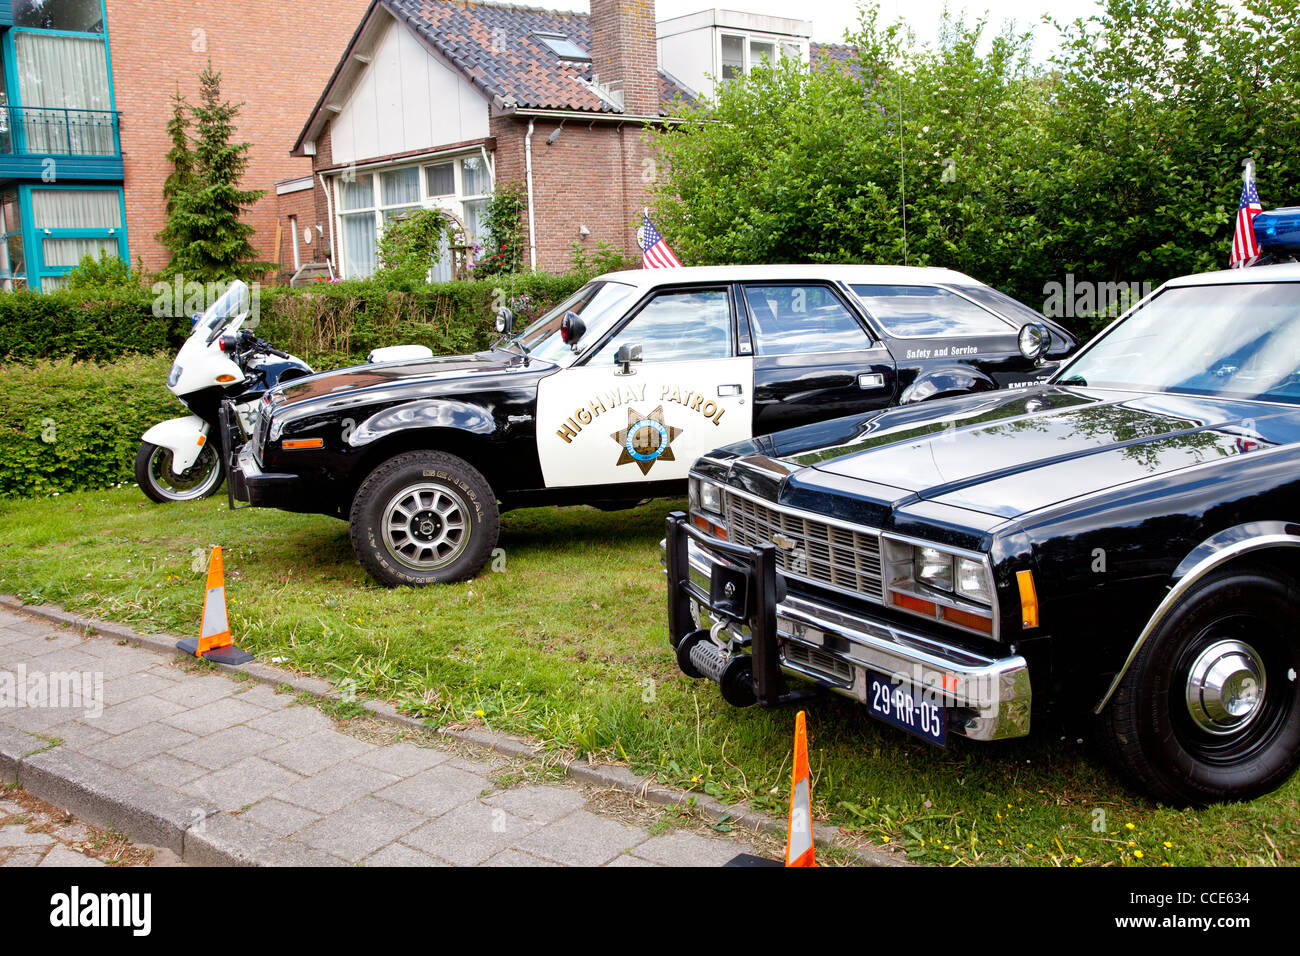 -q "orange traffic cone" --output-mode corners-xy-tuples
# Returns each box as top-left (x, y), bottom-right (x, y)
(785, 710), (817, 867)
(176, 546), (252, 665)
